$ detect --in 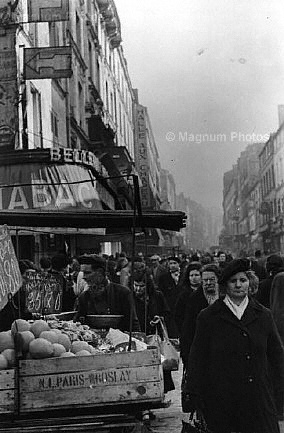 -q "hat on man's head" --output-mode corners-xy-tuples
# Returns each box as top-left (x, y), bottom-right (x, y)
(150, 254), (160, 261)
(167, 255), (181, 264)
(78, 254), (106, 271)
(219, 258), (251, 285)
